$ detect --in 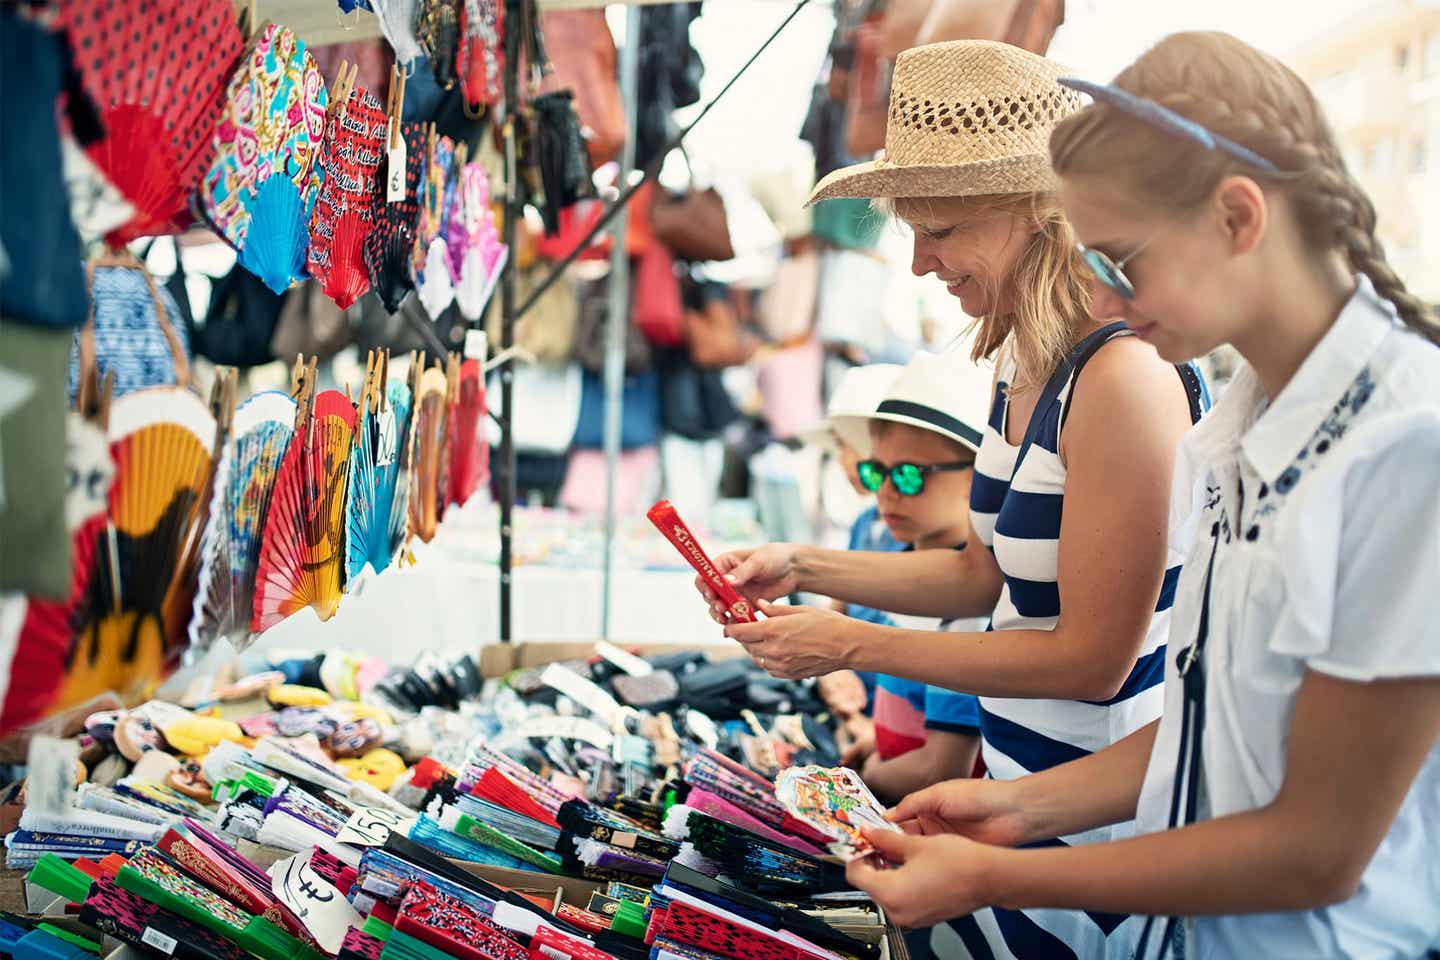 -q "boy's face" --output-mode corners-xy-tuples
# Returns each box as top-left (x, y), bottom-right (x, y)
(868, 422), (973, 546)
